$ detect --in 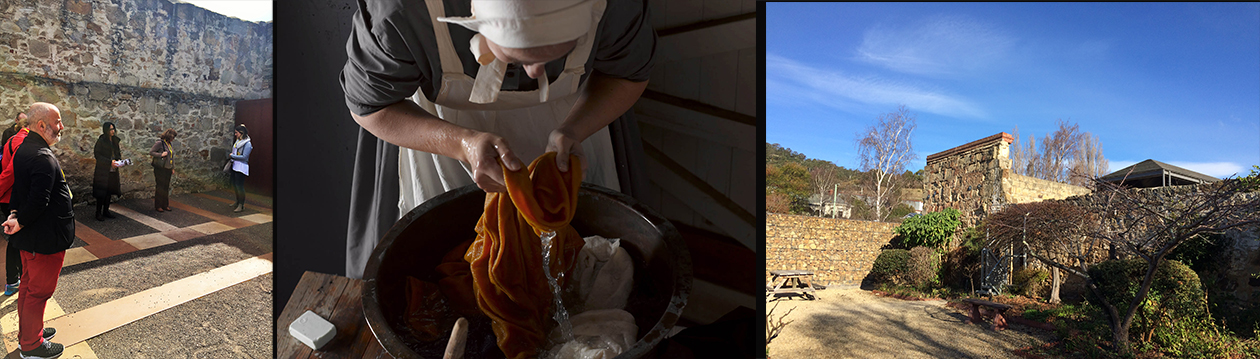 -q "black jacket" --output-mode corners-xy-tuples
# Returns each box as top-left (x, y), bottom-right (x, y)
(9, 133), (74, 254)
(92, 133), (122, 199)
